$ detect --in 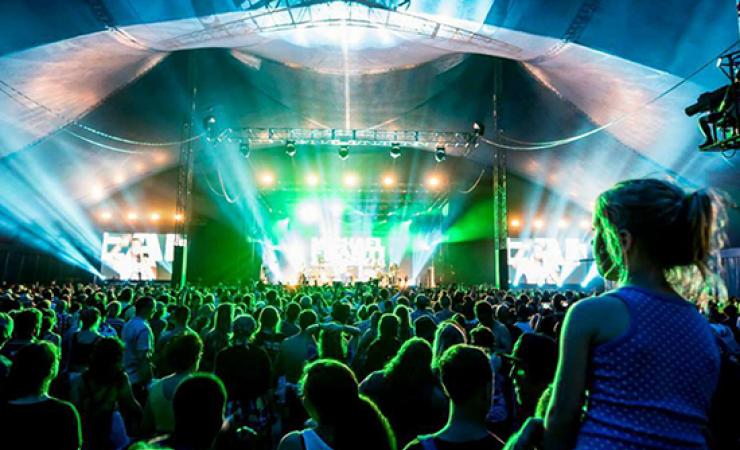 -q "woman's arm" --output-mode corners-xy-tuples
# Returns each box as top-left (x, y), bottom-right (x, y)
(542, 299), (597, 450)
